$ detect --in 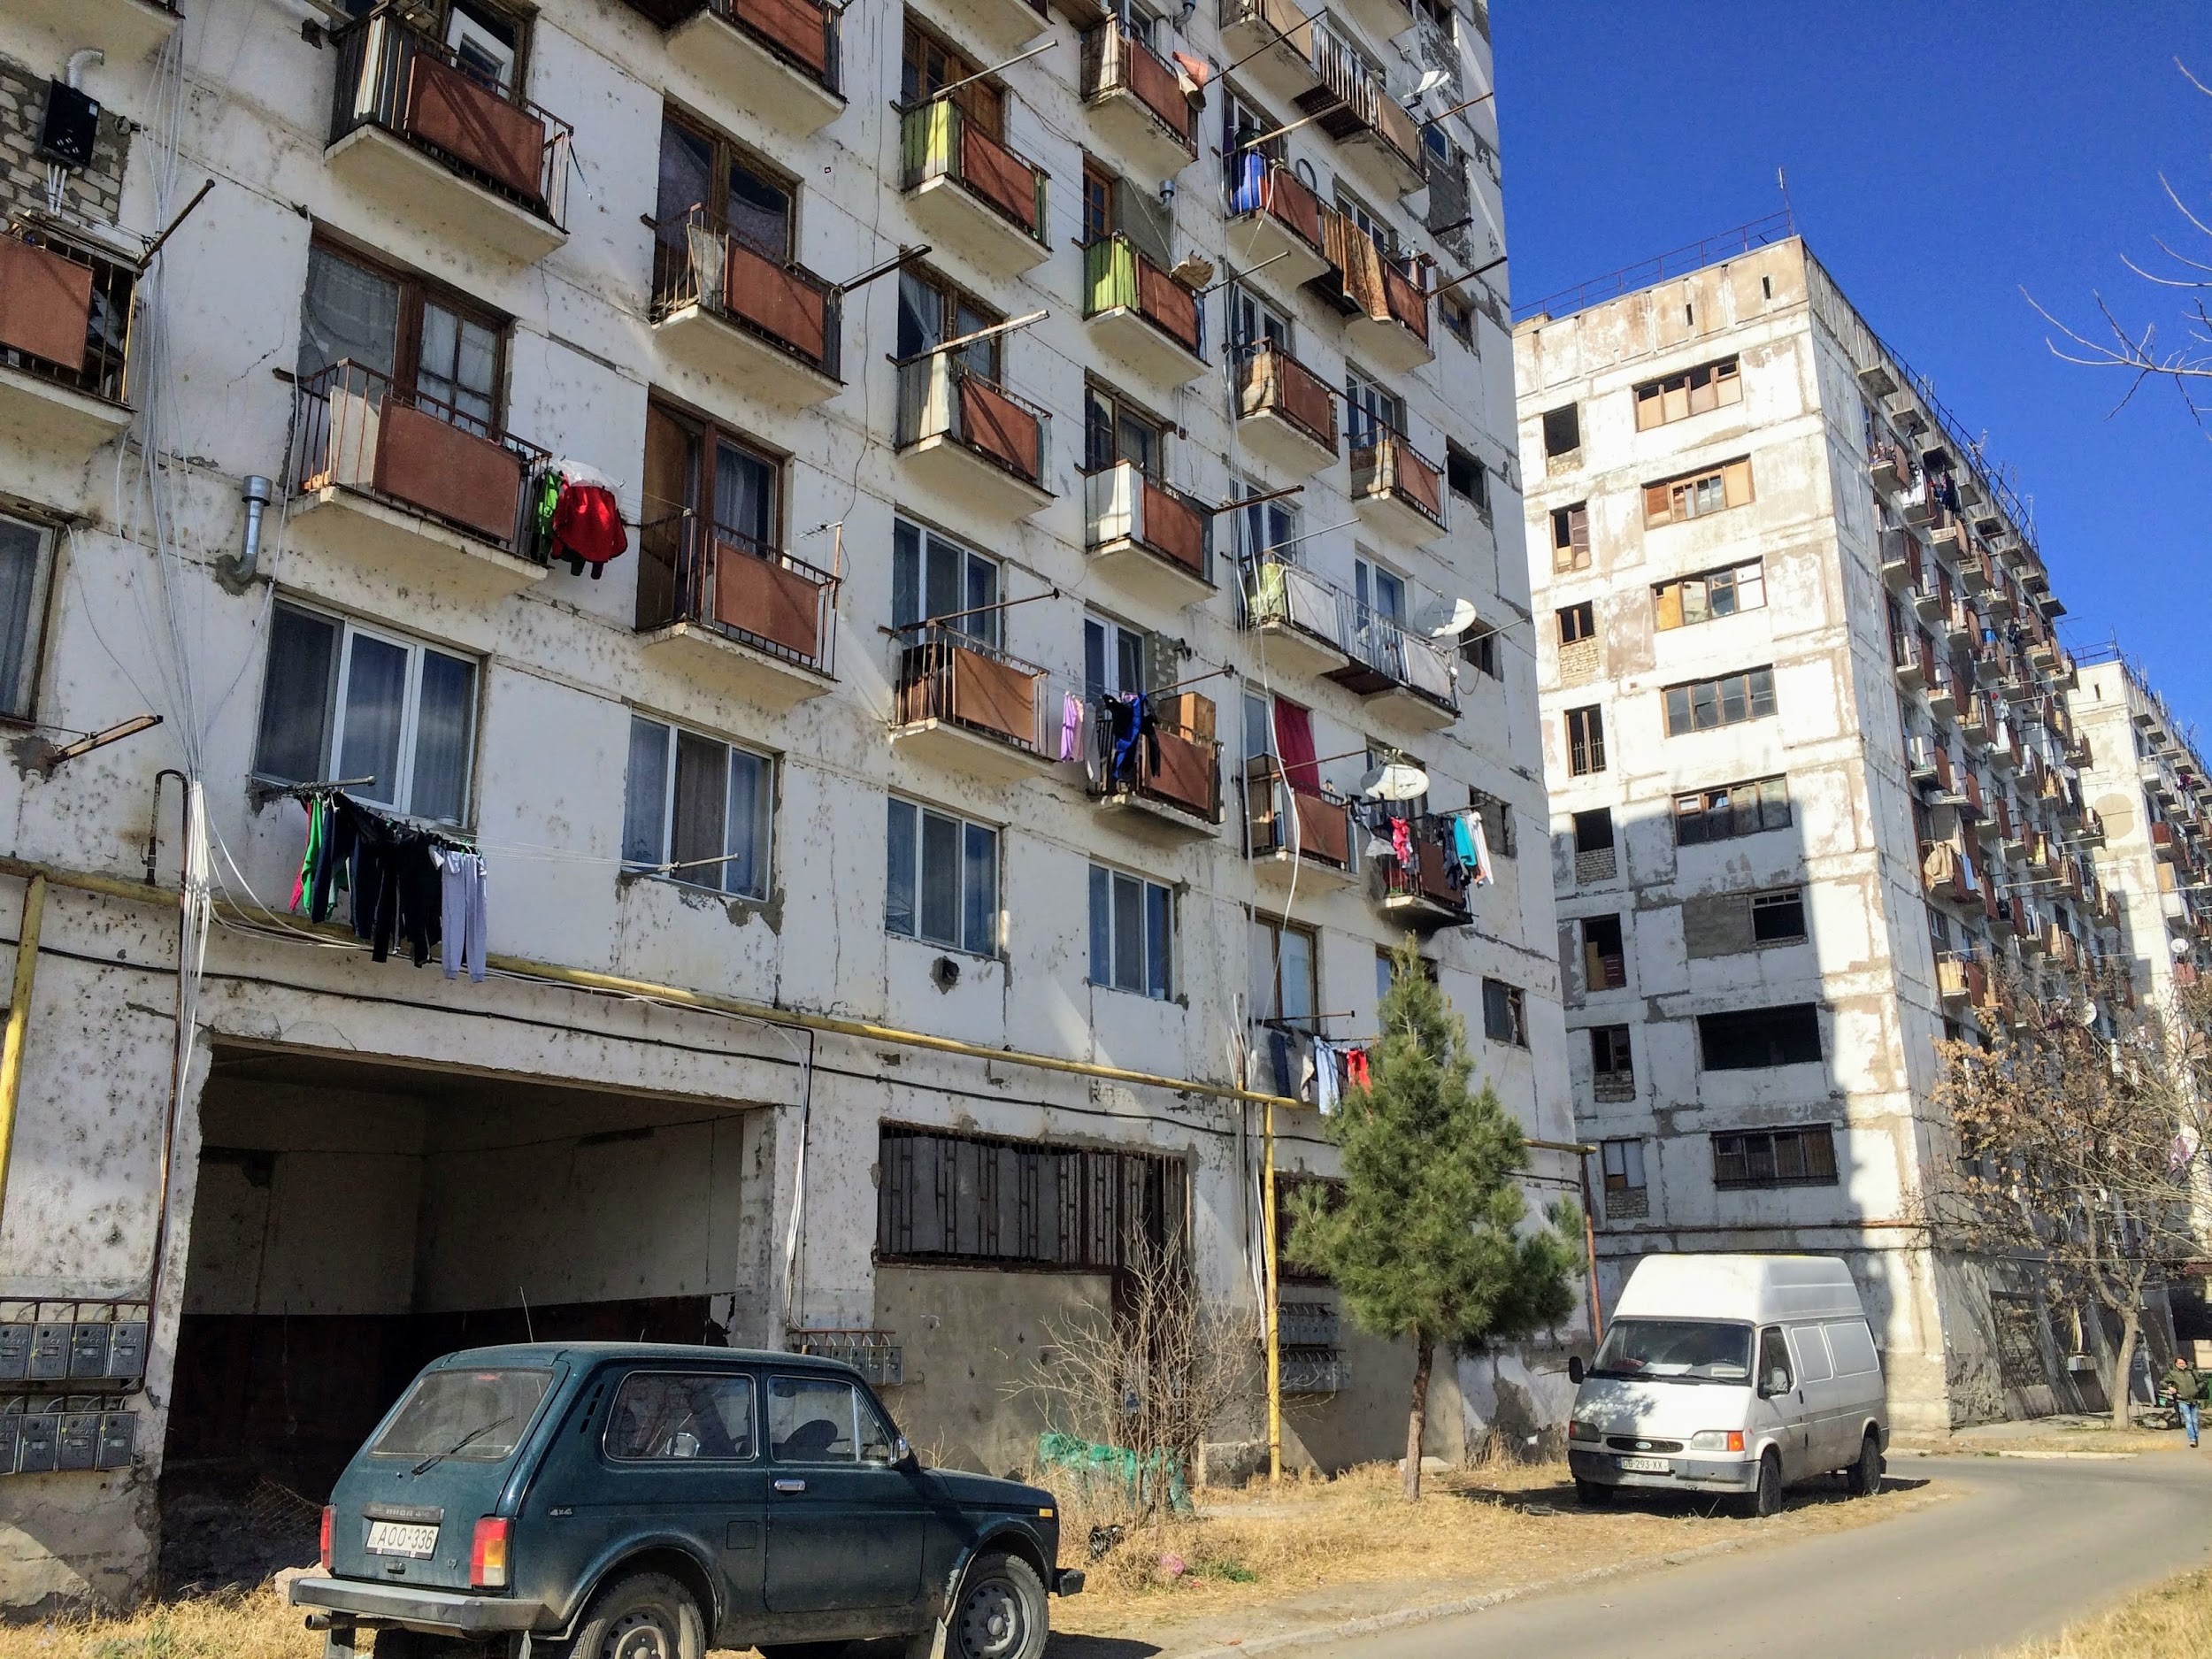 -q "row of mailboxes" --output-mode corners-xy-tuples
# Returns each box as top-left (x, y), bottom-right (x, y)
(0, 1321), (147, 1385)
(0, 1404), (135, 1472)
